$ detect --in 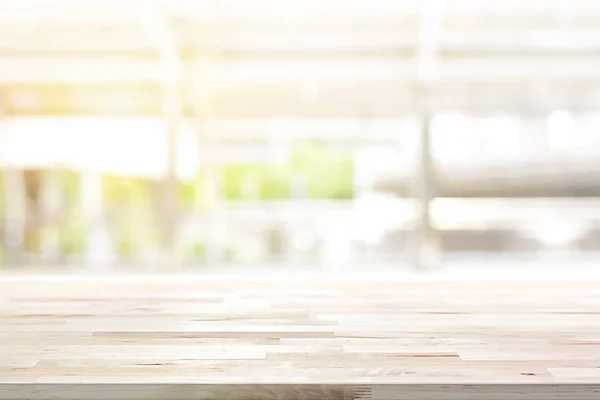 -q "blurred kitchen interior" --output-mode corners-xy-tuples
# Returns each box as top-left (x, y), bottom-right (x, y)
(1, 0), (600, 272)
